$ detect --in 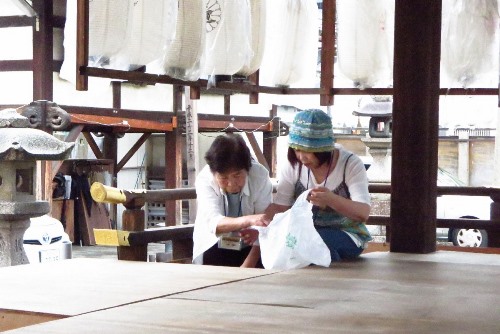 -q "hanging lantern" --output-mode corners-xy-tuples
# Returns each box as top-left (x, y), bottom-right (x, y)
(261, 0), (319, 87)
(162, 0), (206, 81)
(60, 0), (130, 82)
(116, 0), (178, 70)
(88, 0), (131, 66)
(202, 0), (253, 76)
(441, 0), (499, 88)
(237, 0), (267, 77)
(336, 0), (394, 89)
